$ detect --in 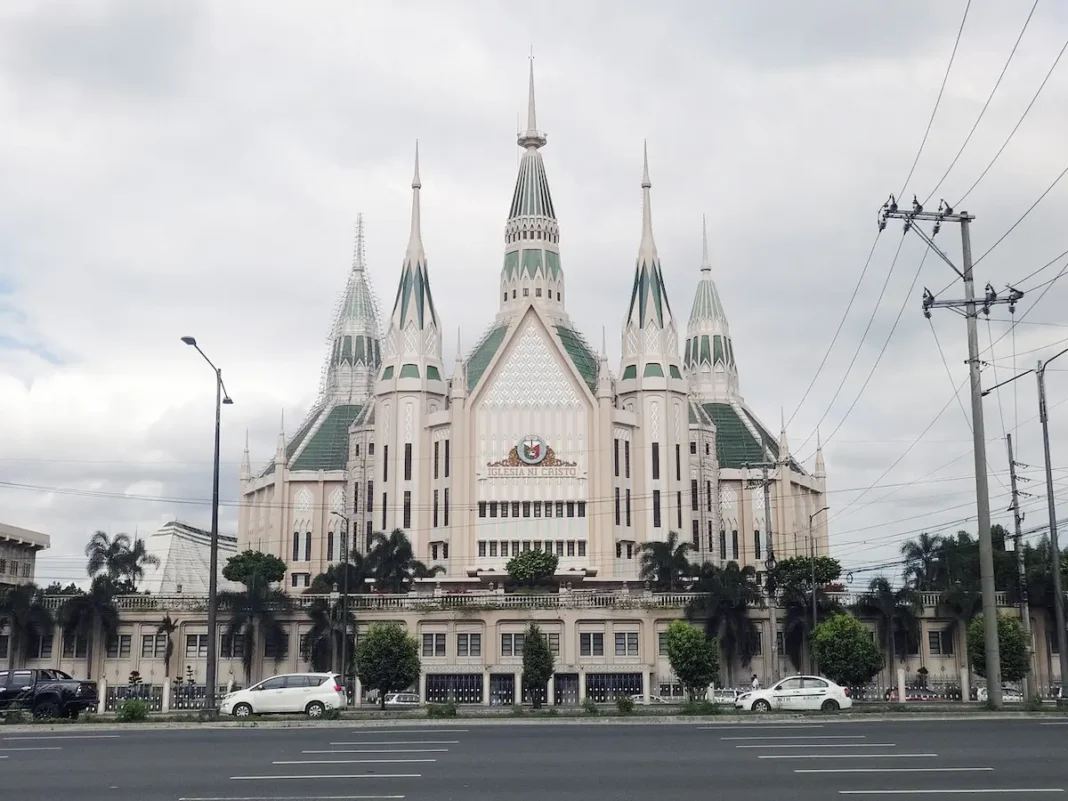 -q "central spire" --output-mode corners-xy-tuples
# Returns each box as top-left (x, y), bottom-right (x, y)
(407, 141), (423, 259)
(499, 59), (565, 320)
